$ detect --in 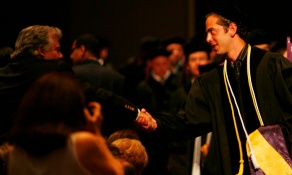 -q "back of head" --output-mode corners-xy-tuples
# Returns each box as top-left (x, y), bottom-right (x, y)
(107, 129), (140, 144)
(10, 71), (86, 156)
(206, 1), (251, 40)
(112, 138), (148, 175)
(271, 36), (287, 57)
(74, 34), (101, 58)
(247, 28), (271, 50)
(11, 25), (62, 59)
